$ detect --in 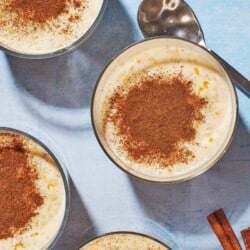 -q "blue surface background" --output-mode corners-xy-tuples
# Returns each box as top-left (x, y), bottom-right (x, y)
(0, 0), (249, 249)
